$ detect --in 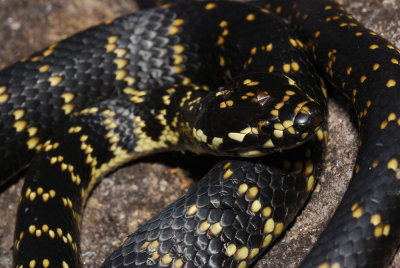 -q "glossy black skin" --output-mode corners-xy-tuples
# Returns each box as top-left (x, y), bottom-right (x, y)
(10, 2), (326, 268)
(8, 0), (400, 267)
(190, 73), (325, 155)
(0, 1), (324, 184)
(142, 0), (400, 266)
(257, 0), (400, 267)
(102, 143), (324, 267)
